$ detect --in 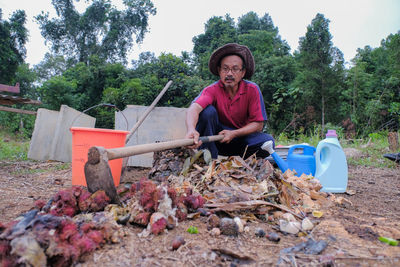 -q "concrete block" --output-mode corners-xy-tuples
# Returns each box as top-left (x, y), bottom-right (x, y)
(115, 105), (187, 167)
(28, 108), (59, 161)
(50, 105), (96, 162)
